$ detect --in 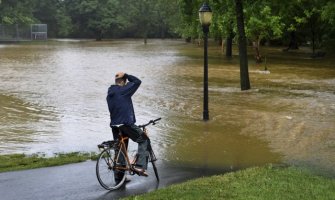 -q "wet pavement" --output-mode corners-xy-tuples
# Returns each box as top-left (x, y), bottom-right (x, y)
(0, 160), (225, 200)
